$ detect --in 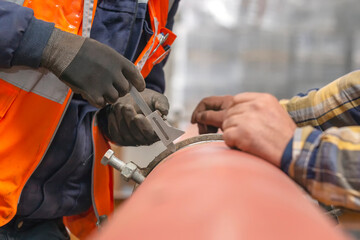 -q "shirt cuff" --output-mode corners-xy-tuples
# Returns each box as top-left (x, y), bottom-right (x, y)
(280, 137), (293, 173)
(12, 17), (55, 68)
